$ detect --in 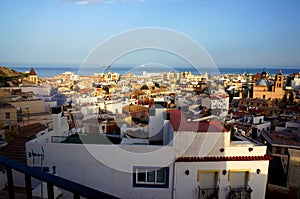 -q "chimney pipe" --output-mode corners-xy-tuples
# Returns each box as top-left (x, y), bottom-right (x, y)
(51, 106), (62, 136)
